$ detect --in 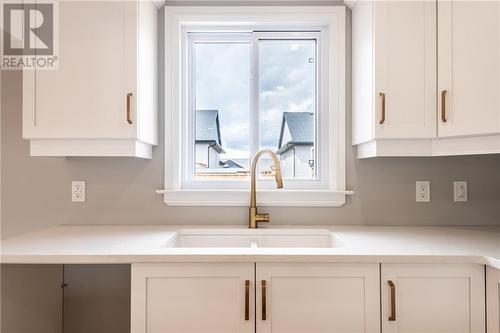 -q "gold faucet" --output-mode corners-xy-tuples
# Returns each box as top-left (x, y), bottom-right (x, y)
(249, 148), (283, 229)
